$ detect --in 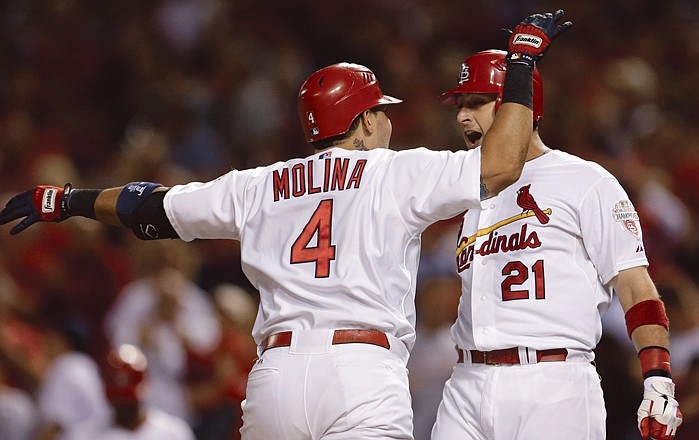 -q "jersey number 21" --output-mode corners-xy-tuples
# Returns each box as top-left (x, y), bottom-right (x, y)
(501, 260), (546, 301)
